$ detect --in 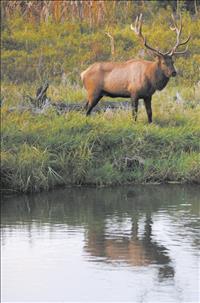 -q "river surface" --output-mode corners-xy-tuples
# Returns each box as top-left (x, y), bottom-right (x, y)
(1, 185), (200, 302)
